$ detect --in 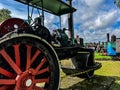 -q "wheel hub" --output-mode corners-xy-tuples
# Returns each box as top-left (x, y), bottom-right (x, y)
(25, 79), (32, 87)
(16, 70), (34, 89)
